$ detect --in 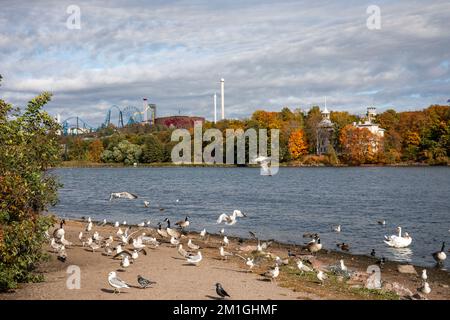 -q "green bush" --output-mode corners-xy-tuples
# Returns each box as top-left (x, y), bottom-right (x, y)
(0, 78), (60, 291)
